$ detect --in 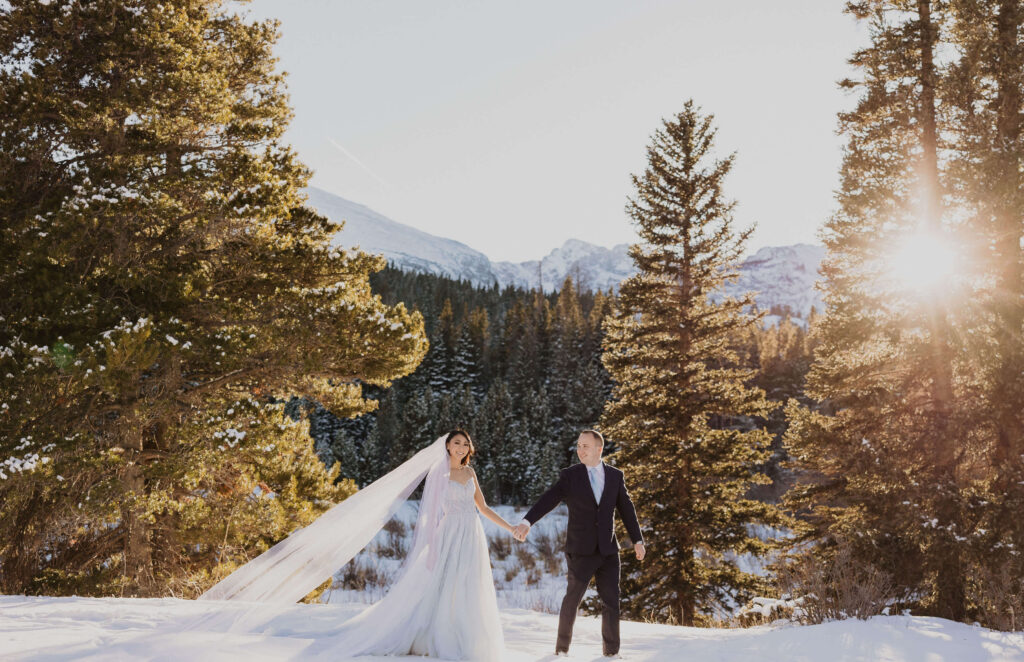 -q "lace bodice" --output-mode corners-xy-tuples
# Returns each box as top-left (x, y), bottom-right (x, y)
(443, 476), (477, 515)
